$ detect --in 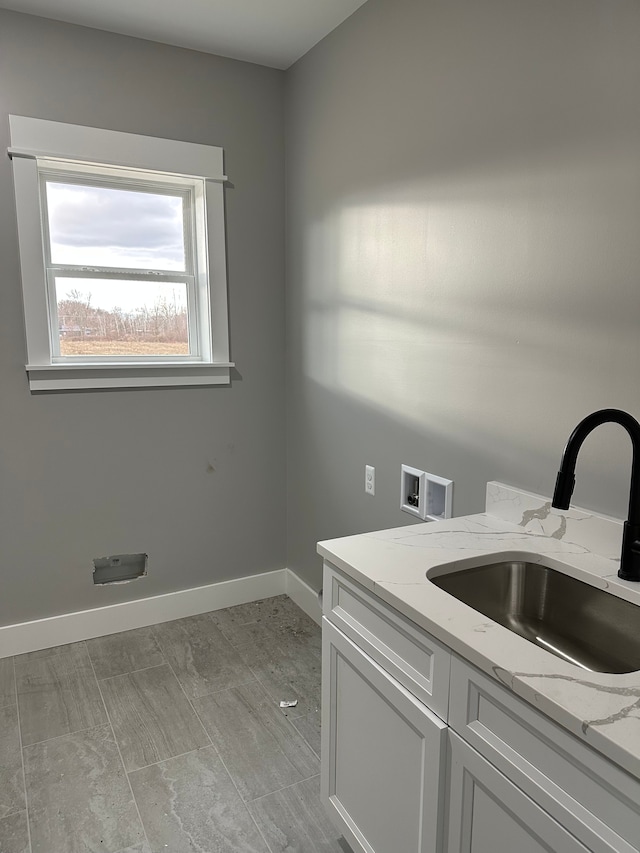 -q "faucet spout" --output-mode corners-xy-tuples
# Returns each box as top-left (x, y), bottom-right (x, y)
(552, 408), (640, 582)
